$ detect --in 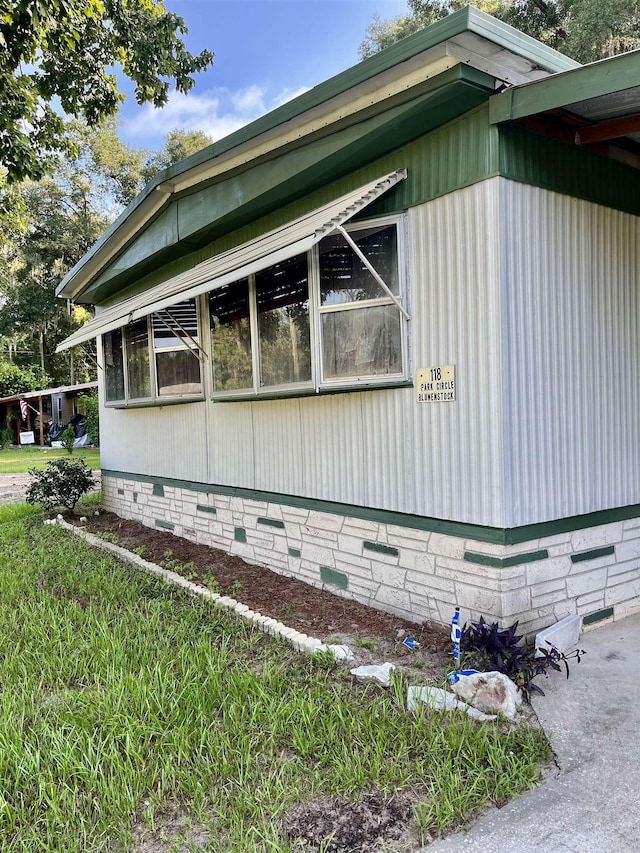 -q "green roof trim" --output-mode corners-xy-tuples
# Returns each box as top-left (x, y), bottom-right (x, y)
(78, 70), (494, 303)
(155, 7), (576, 186)
(57, 7), (574, 301)
(490, 50), (640, 124)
